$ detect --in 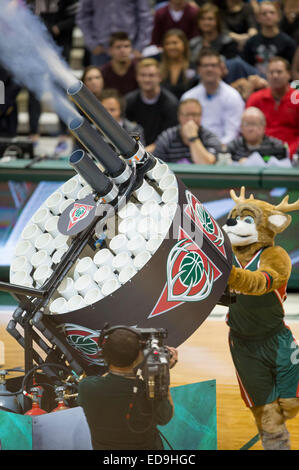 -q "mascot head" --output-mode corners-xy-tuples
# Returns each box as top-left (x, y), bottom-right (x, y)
(223, 187), (299, 251)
